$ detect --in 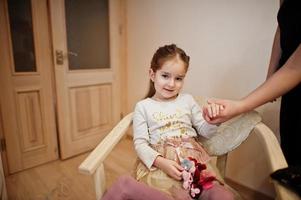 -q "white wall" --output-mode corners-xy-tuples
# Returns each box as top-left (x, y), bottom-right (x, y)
(126, 0), (280, 196)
